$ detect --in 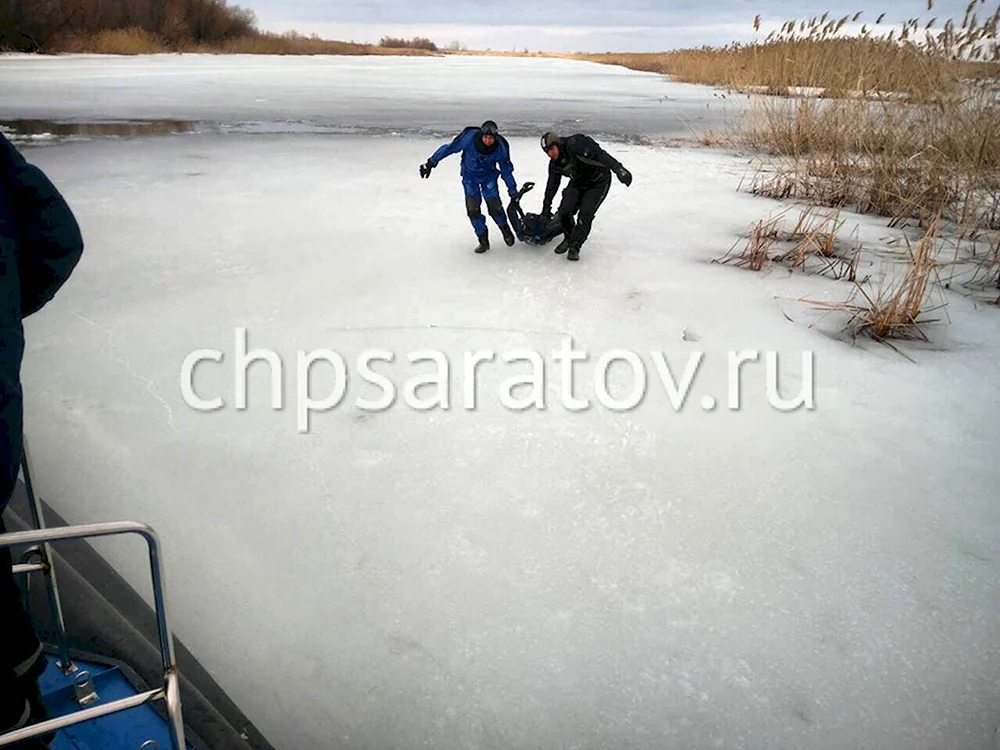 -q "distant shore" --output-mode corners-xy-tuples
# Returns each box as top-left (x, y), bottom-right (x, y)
(8, 30), (997, 96)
